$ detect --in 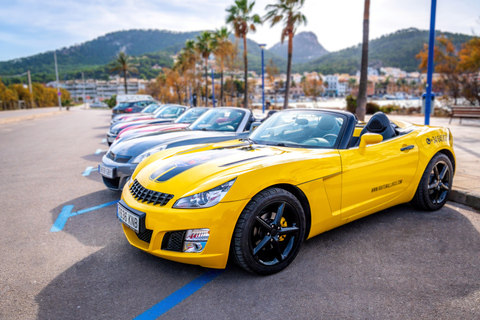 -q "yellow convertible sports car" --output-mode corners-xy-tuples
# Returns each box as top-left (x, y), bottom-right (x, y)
(118, 109), (455, 275)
